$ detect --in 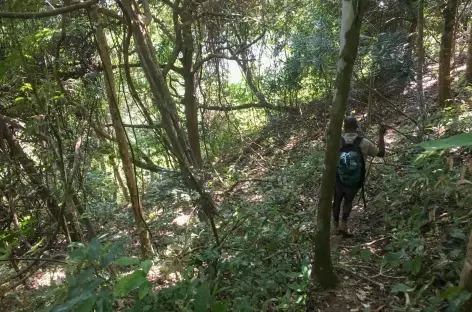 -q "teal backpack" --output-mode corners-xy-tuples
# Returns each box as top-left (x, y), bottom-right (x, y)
(337, 136), (366, 188)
